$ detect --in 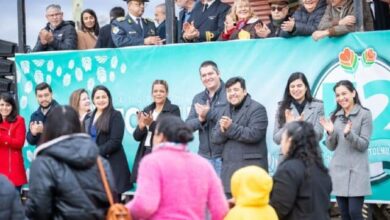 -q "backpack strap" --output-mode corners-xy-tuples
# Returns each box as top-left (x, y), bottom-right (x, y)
(97, 157), (114, 205)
